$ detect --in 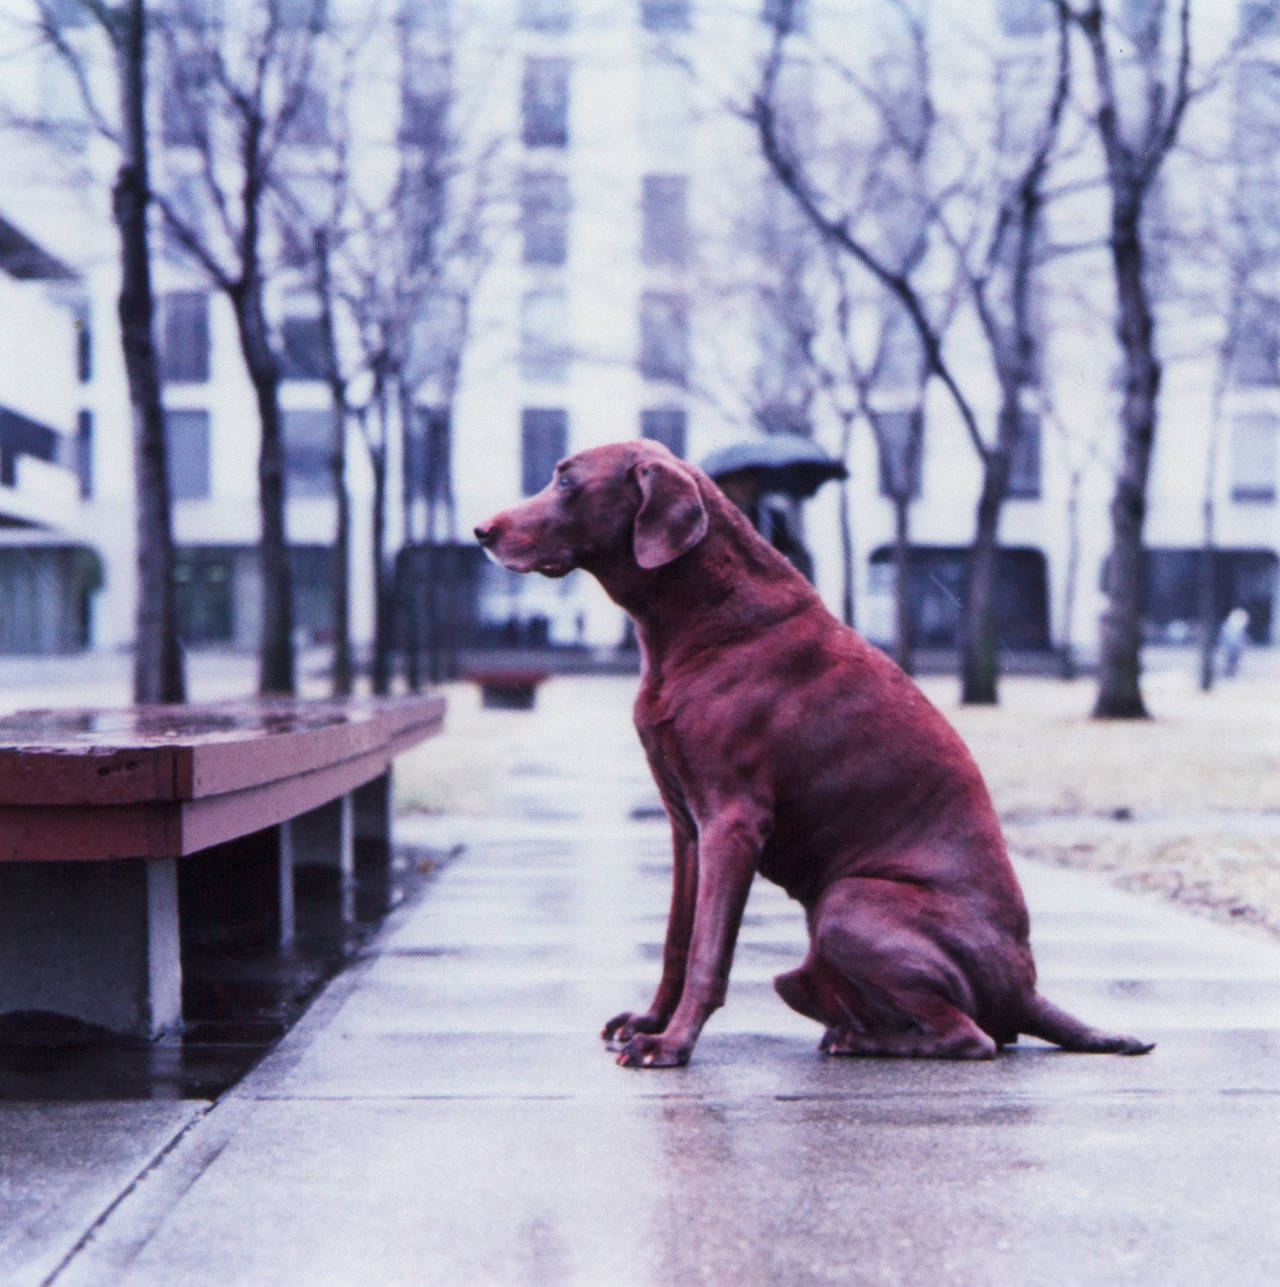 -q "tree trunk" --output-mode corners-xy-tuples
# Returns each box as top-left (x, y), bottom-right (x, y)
(960, 407), (1015, 706)
(891, 494), (914, 676)
(837, 412), (856, 629)
(1197, 496), (1216, 692)
(1059, 467), (1082, 680)
(330, 396), (353, 697)
(399, 385), (421, 693)
(233, 283), (295, 696)
(114, 0), (185, 705)
(369, 435), (390, 697)
(1094, 201), (1157, 719)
